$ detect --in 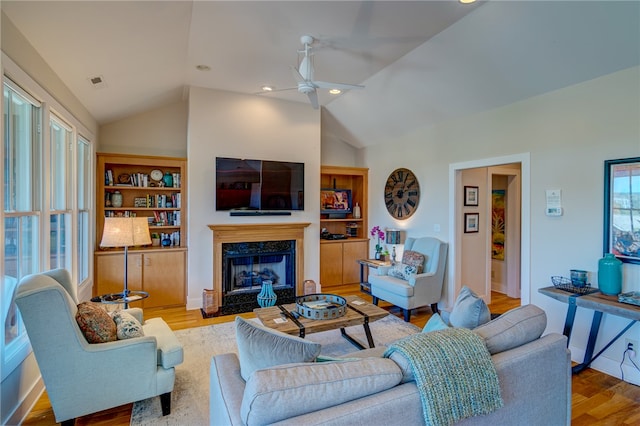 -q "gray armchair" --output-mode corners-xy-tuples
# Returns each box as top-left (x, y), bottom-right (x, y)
(370, 237), (448, 322)
(14, 269), (183, 425)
